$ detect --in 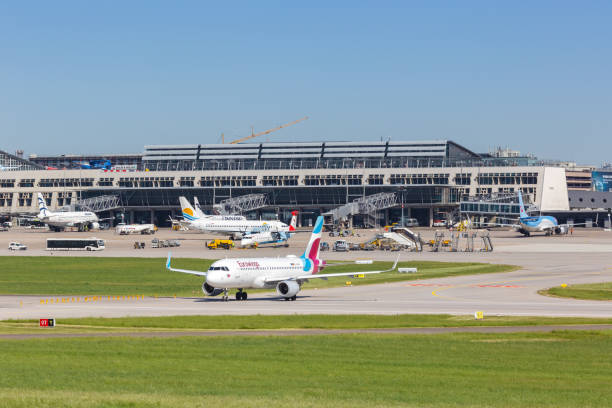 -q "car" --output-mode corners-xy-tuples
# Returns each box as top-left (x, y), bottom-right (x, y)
(319, 242), (330, 251)
(401, 218), (419, 227)
(8, 242), (27, 251)
(333, 240), (349, 252)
